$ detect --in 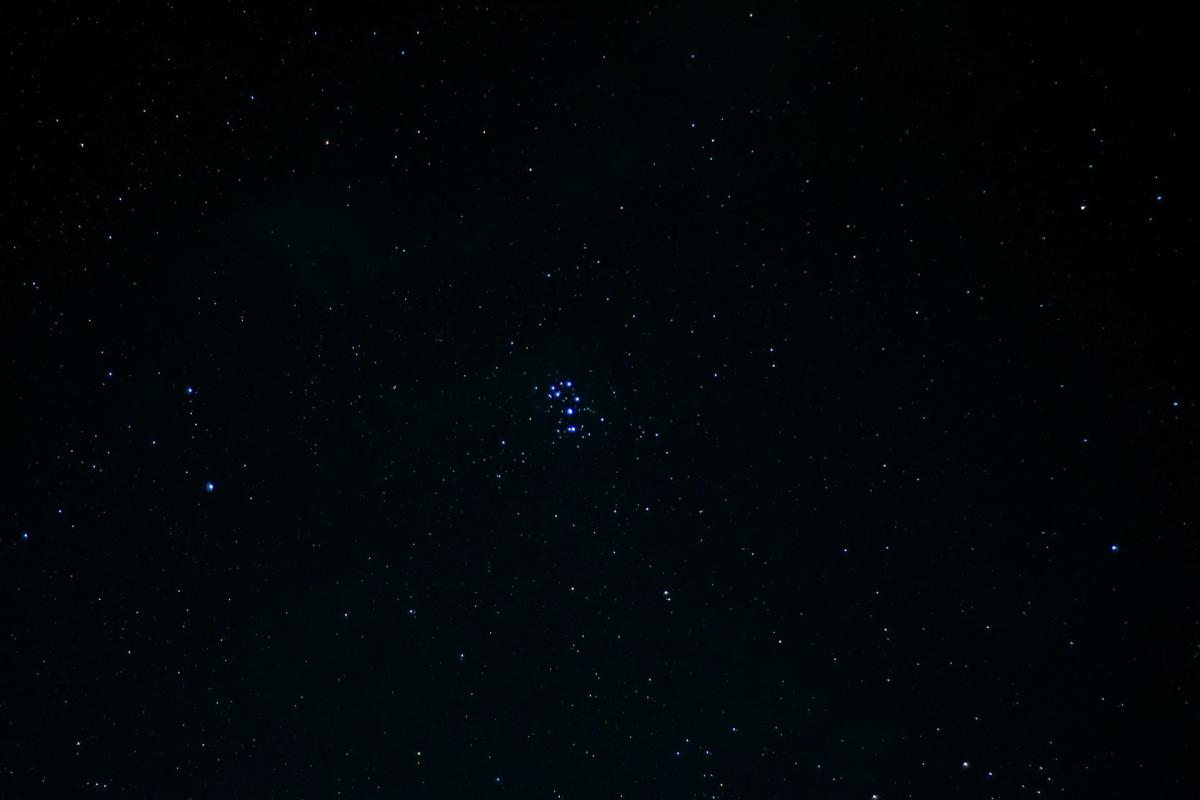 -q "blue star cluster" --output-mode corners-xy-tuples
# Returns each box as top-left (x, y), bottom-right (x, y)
(540, 379), (602, 440)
